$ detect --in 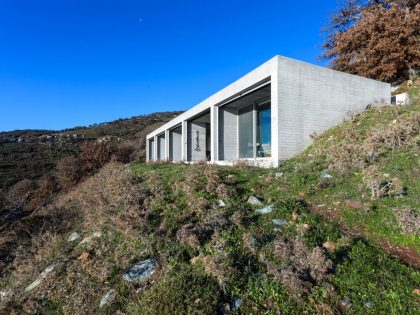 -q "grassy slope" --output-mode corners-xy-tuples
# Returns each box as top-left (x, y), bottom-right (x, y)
(0, 87), (419, 314)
